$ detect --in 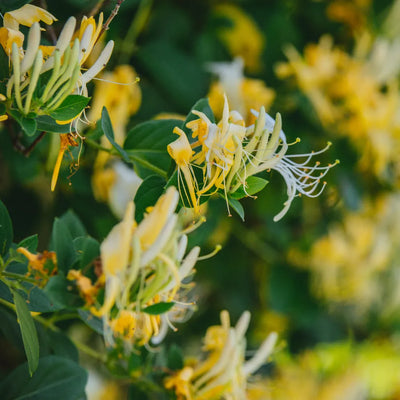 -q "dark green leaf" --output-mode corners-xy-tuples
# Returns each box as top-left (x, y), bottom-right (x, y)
(0, 200), (13, 256)
(124, 119), (182, 176)
(44, 275), (79, 310)
(73, 236), (100, 269)
(48, 95), (90, 121)
(46, 330), (79, 362)
(0, 355), (87, 400)
(36, 115), (73, 133)
(227, 196), (245, 221)
(142, 302), (175, 315)
(51, 218), (76, 273)
(9, 109), (37, 136)
(230, 176), (269, 199)
(78, 309), (103, 334)
(11, 289), (39, 376)
(134, 175), (166, 222)
(17, 234), (38, 253)
(167, 344), (184, 370)
(101, 107), (131, 163)
(0, 0), (31, 12)
(59, 210), (87, 237)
